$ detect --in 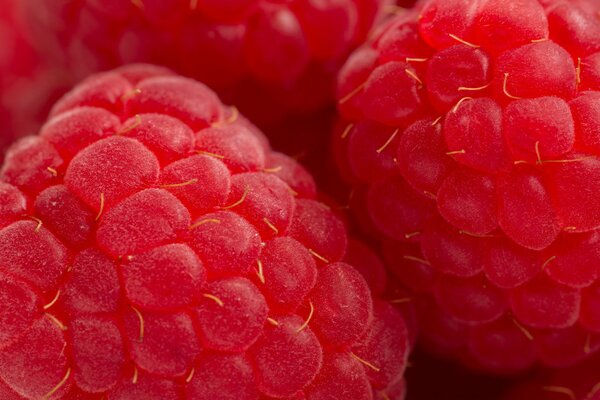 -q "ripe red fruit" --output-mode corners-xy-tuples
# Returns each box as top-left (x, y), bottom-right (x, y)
(0, 64), (410, 399)
(336, 0), (600, 373)
(0, 0), (68, 161)
(21, 0), (388, 128)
